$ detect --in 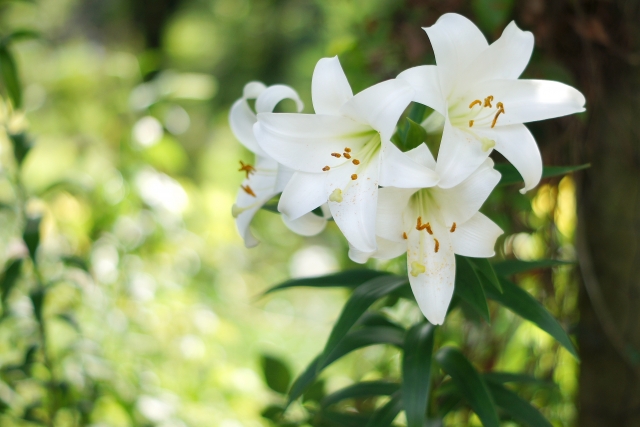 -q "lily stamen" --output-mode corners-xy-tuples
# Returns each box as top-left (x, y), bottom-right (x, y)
(241, 185), (257, 197)
(416, 217), (433, 234)
(434, 238), (440, 253)
(469, 99), (482, 108)
(483, 95), (494, 108)
(491, 109), (505, 128)
(331, 152), (342, 158)
(469, 120), (474, 127)
(352, 159), (360, 165)
(351, 174), (358, 180)
(238, 161), (256, 178)
(402, 232), (407, 240)
(450, 222), (456, 232)
(344, 147), (351, 152)
(344, 153), (352, 159)
(322, 166), (330, 171)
